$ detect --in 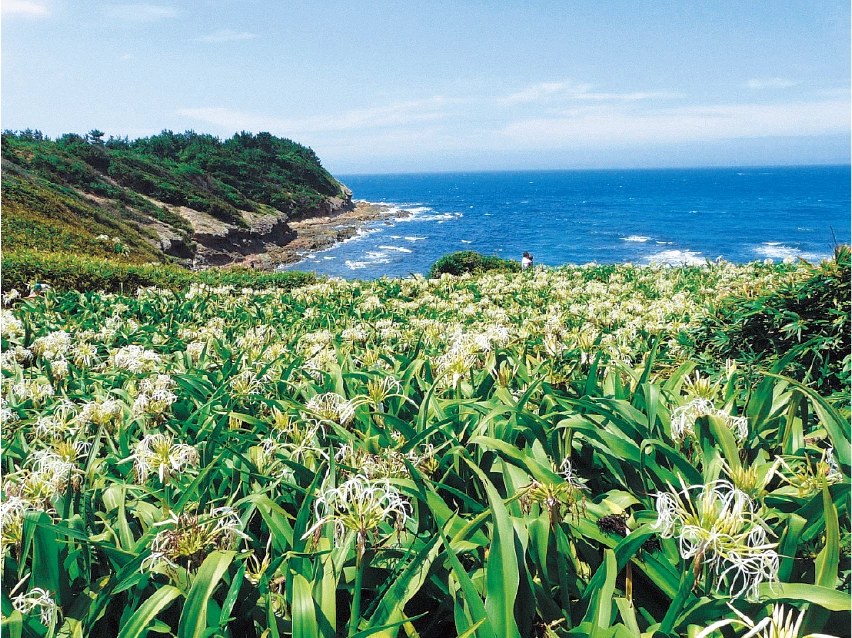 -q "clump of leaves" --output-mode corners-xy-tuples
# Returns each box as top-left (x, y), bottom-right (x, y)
(692, 244), (850, 396)
(428, 250), (521, 278)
